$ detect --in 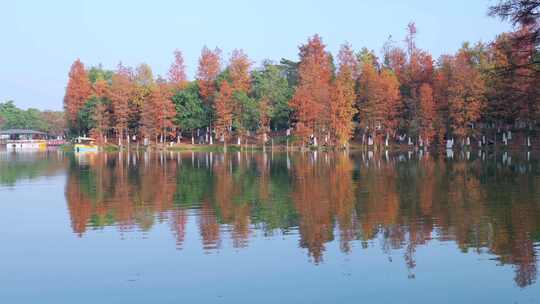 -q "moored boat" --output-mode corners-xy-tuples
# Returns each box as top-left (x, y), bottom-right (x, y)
(74, 137), (98, 153)
(0, 129), (49, 151)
